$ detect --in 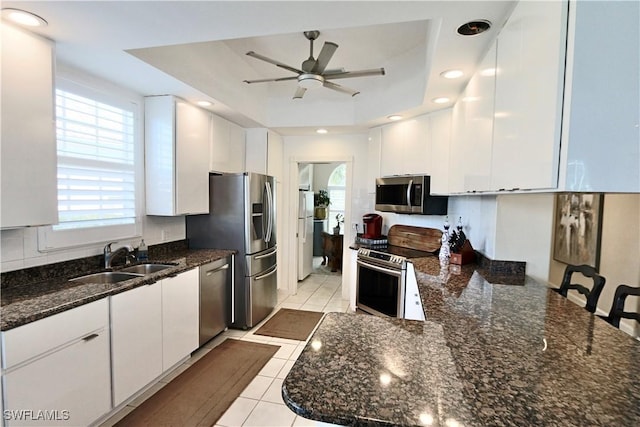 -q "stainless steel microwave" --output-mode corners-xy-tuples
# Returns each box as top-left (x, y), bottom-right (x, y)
(375, 175), (448, 215)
